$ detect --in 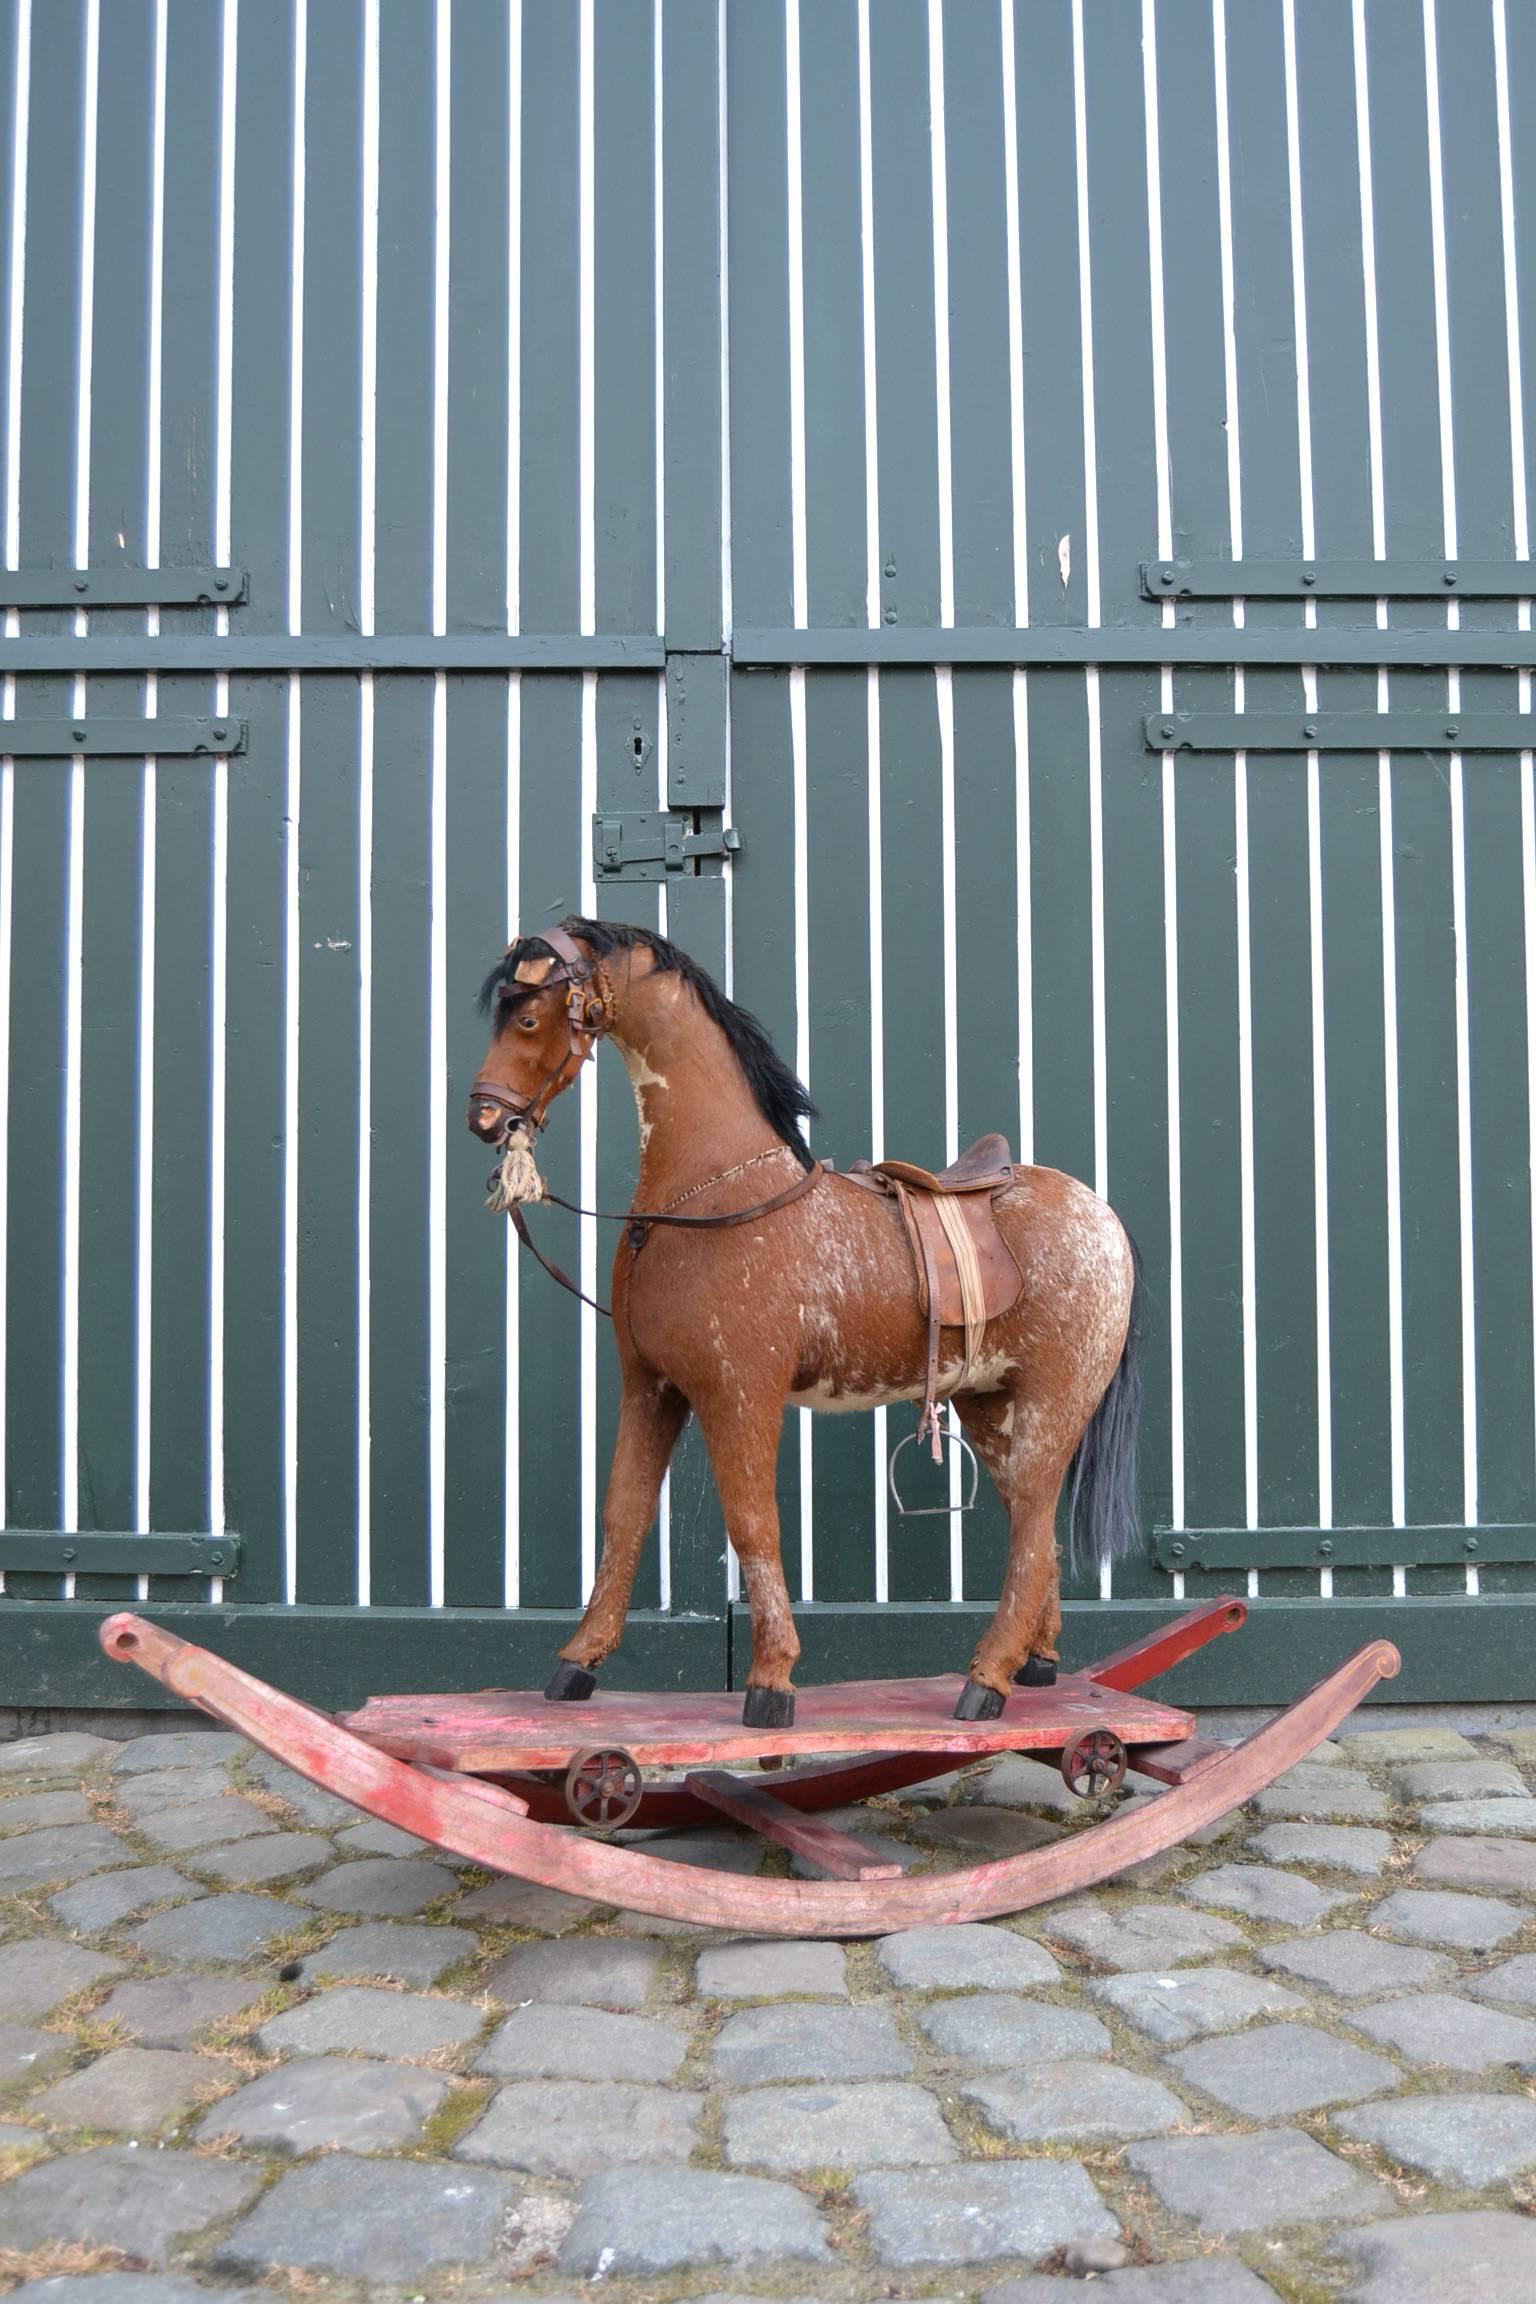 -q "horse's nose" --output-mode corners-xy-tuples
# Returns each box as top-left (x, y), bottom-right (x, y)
(468, 1095), (506, 1142)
